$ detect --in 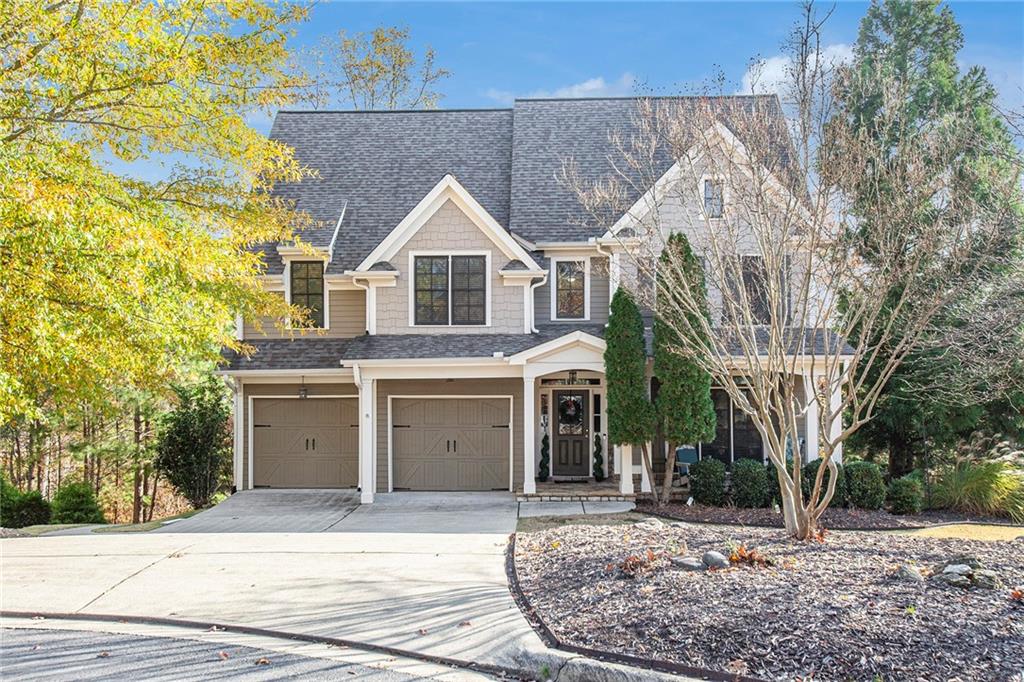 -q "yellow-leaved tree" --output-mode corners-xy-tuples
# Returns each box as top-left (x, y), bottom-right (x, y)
(0, 0), (315, 422)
